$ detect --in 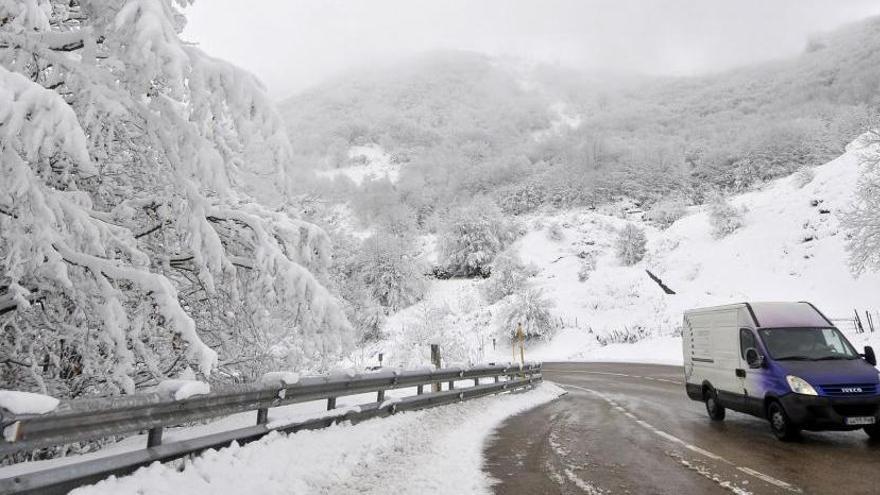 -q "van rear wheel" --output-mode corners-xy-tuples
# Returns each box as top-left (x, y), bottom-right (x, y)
(705, 389), (725, 421)
(768, 401), (800, 441)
